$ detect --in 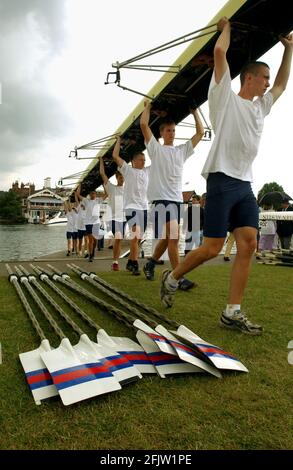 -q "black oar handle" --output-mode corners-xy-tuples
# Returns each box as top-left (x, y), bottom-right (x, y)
(14, 267), (65, 341)
(18, 266), (84, 338)
(70, 263), (179, 328)
(30, 264), (103, 332)
(6, 264), (46, 341)
(69, 264), (158, 329)
(48, 270), (139, 331)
